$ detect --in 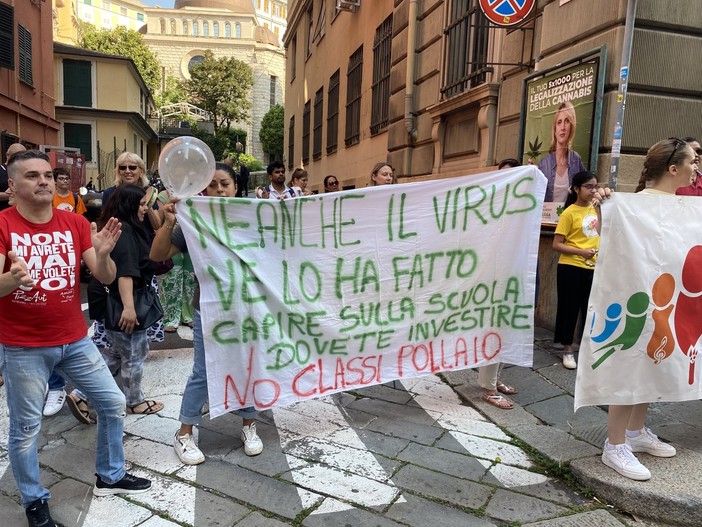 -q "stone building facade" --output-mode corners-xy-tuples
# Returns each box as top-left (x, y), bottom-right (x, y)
(284, 0), (702, 328)
(144, 0), (286, 162)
